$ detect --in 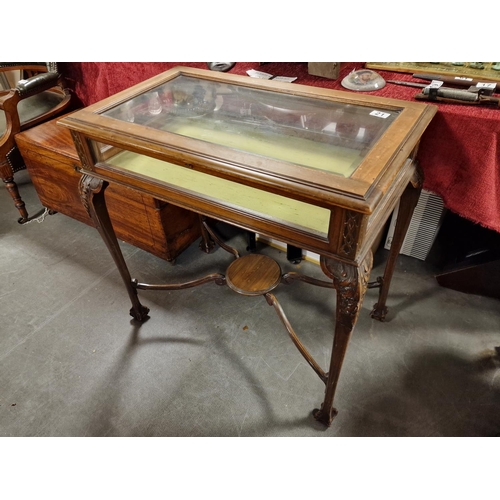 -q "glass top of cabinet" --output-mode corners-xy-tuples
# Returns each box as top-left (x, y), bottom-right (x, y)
(101, 74), (401, 178)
